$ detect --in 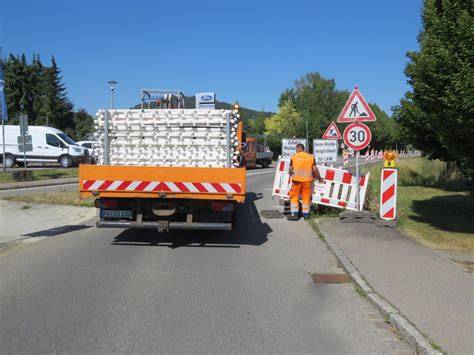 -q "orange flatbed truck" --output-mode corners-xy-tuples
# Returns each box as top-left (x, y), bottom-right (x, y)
(79, 91), (245, 232)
